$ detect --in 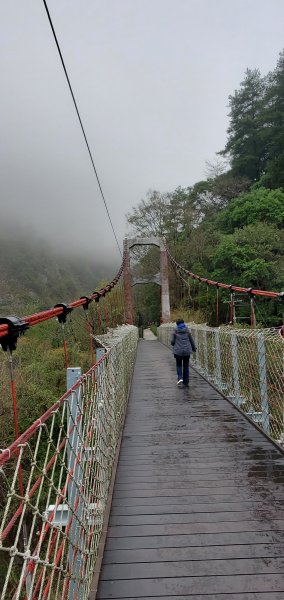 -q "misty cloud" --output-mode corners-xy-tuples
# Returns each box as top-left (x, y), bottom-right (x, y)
(1, 0), (284, 268)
